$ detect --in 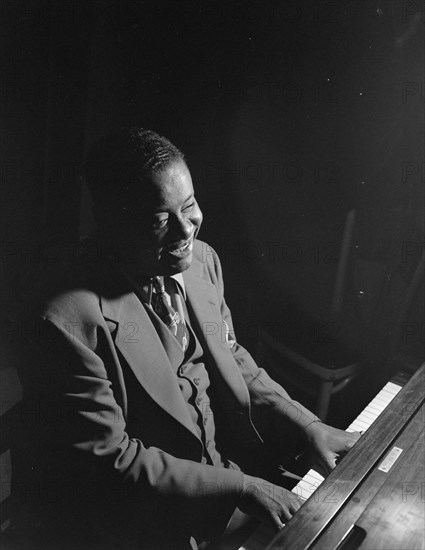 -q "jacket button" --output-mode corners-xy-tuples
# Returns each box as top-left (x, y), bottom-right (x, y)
(193, 377), (200, 386)
(179, 365), (187, 374)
